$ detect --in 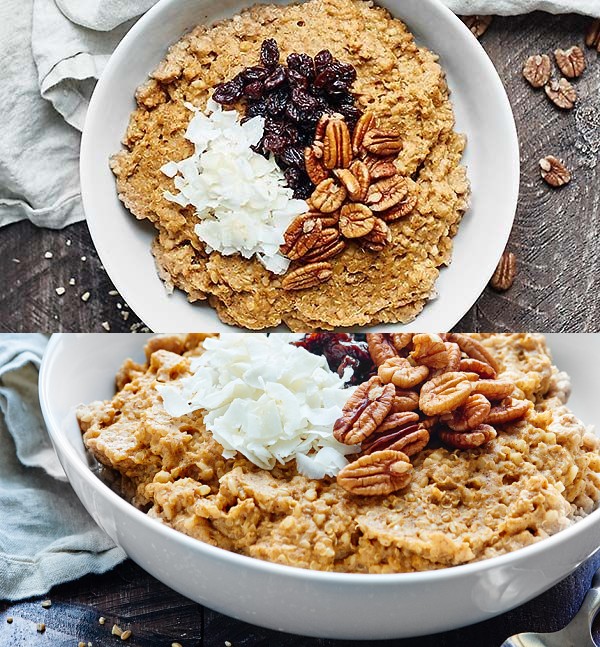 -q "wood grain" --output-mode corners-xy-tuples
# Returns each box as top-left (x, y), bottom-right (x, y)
(0, 13), (599, 332)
